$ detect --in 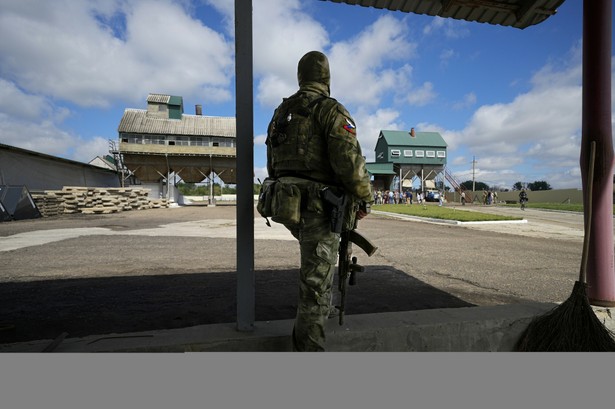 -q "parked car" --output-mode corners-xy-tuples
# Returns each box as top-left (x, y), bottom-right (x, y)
(425, 190), (440, 202)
